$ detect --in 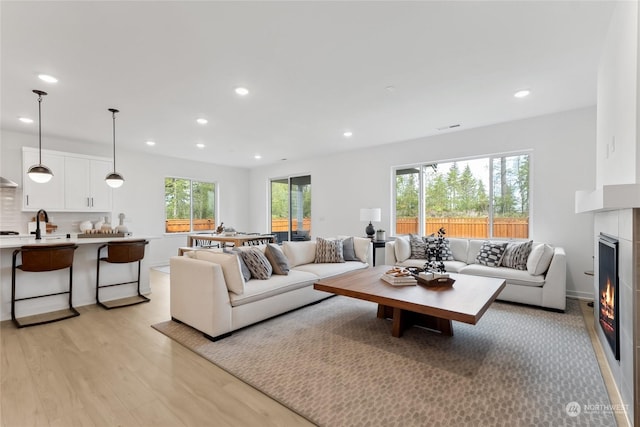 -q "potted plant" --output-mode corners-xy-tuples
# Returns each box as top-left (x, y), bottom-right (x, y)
(376, 229), (386, 241)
